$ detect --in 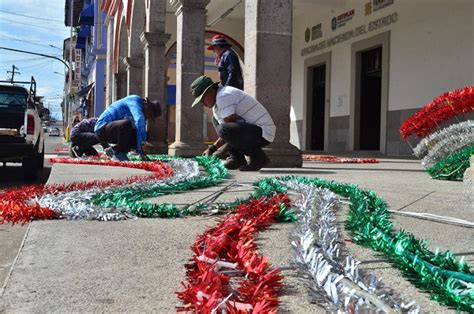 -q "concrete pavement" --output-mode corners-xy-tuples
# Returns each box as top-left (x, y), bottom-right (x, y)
(0, 156), (472, 312)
